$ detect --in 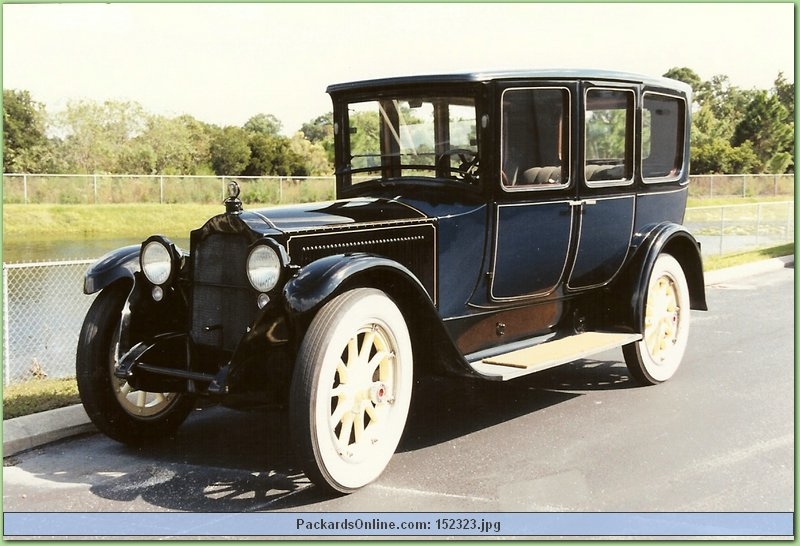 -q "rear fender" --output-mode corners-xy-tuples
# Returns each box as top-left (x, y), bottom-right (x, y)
(611, 222), (707, 333)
